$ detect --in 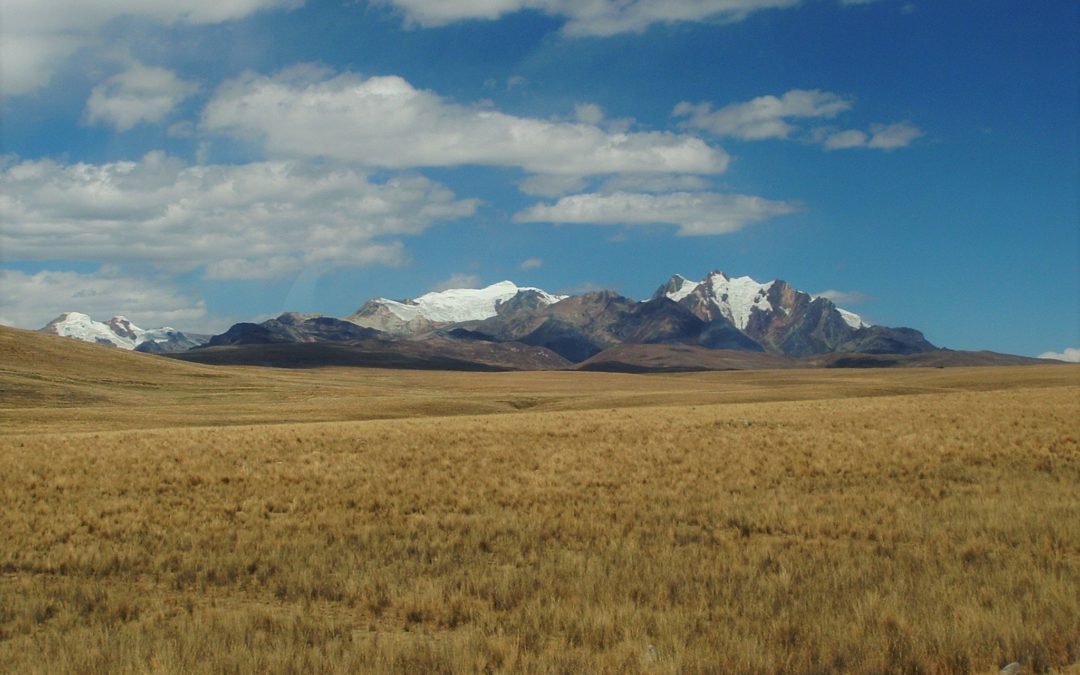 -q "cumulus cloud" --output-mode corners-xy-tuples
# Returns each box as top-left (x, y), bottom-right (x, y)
(0, 268), (208, 331)
(822, 122), (923, 150)
(519, 257), (544, 270)
(0, 0), (300, 95)
(0, 152), (477, 279)
(85, 63), (198, 131)
(674, 90), (852, 140)
(379, 0), (801, 36)
(815, 289), (872, 305)
(1038, 347), (1080, 363)
(513, 191), (797, 236)
(201, 67), (728, 176)
(429, 273), (482, 292)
